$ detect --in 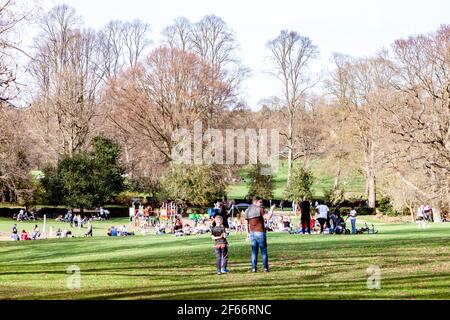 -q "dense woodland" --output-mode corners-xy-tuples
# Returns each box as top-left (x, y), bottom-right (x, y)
(0, 1), (448, 216)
